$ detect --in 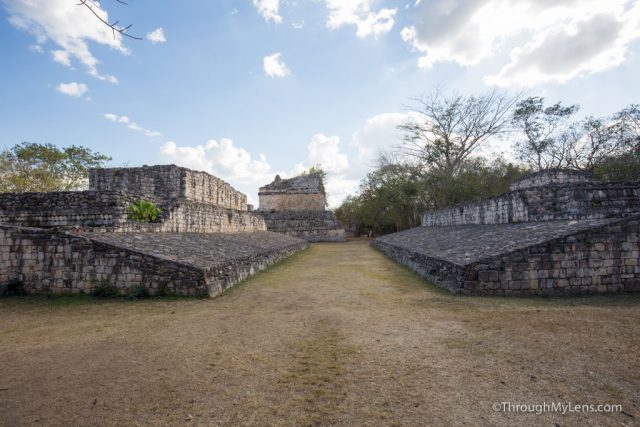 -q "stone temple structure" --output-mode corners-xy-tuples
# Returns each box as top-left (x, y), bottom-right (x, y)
(372, 169), (640, 295)
(257, 174), (346, 242)
(0, 165), (307, 297)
